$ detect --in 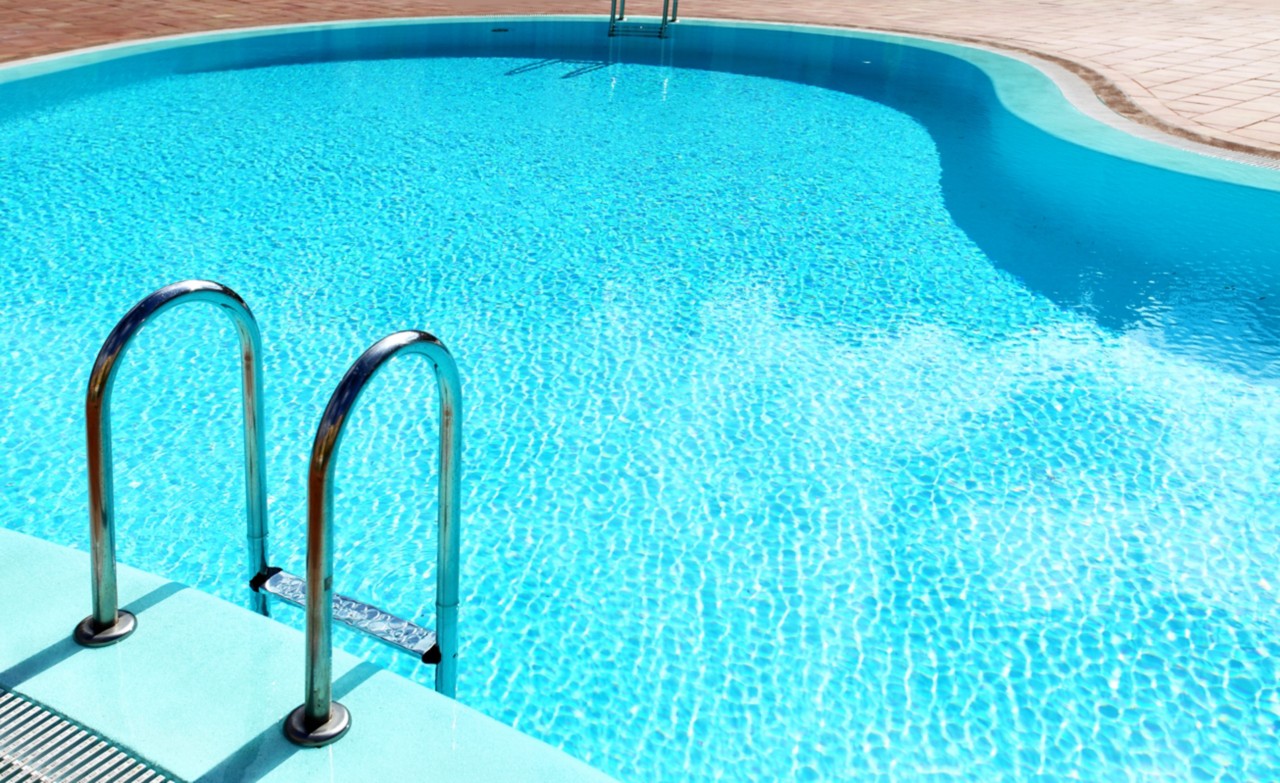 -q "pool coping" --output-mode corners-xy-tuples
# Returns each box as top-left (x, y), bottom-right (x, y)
(869, 28), (1280, 174)
(836, 22), (1280, 166)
